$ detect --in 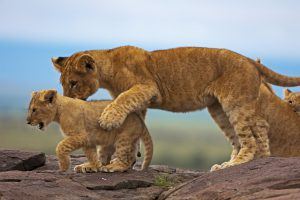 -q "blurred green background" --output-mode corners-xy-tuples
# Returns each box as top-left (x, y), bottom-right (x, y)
(1, 0), (299, 170)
